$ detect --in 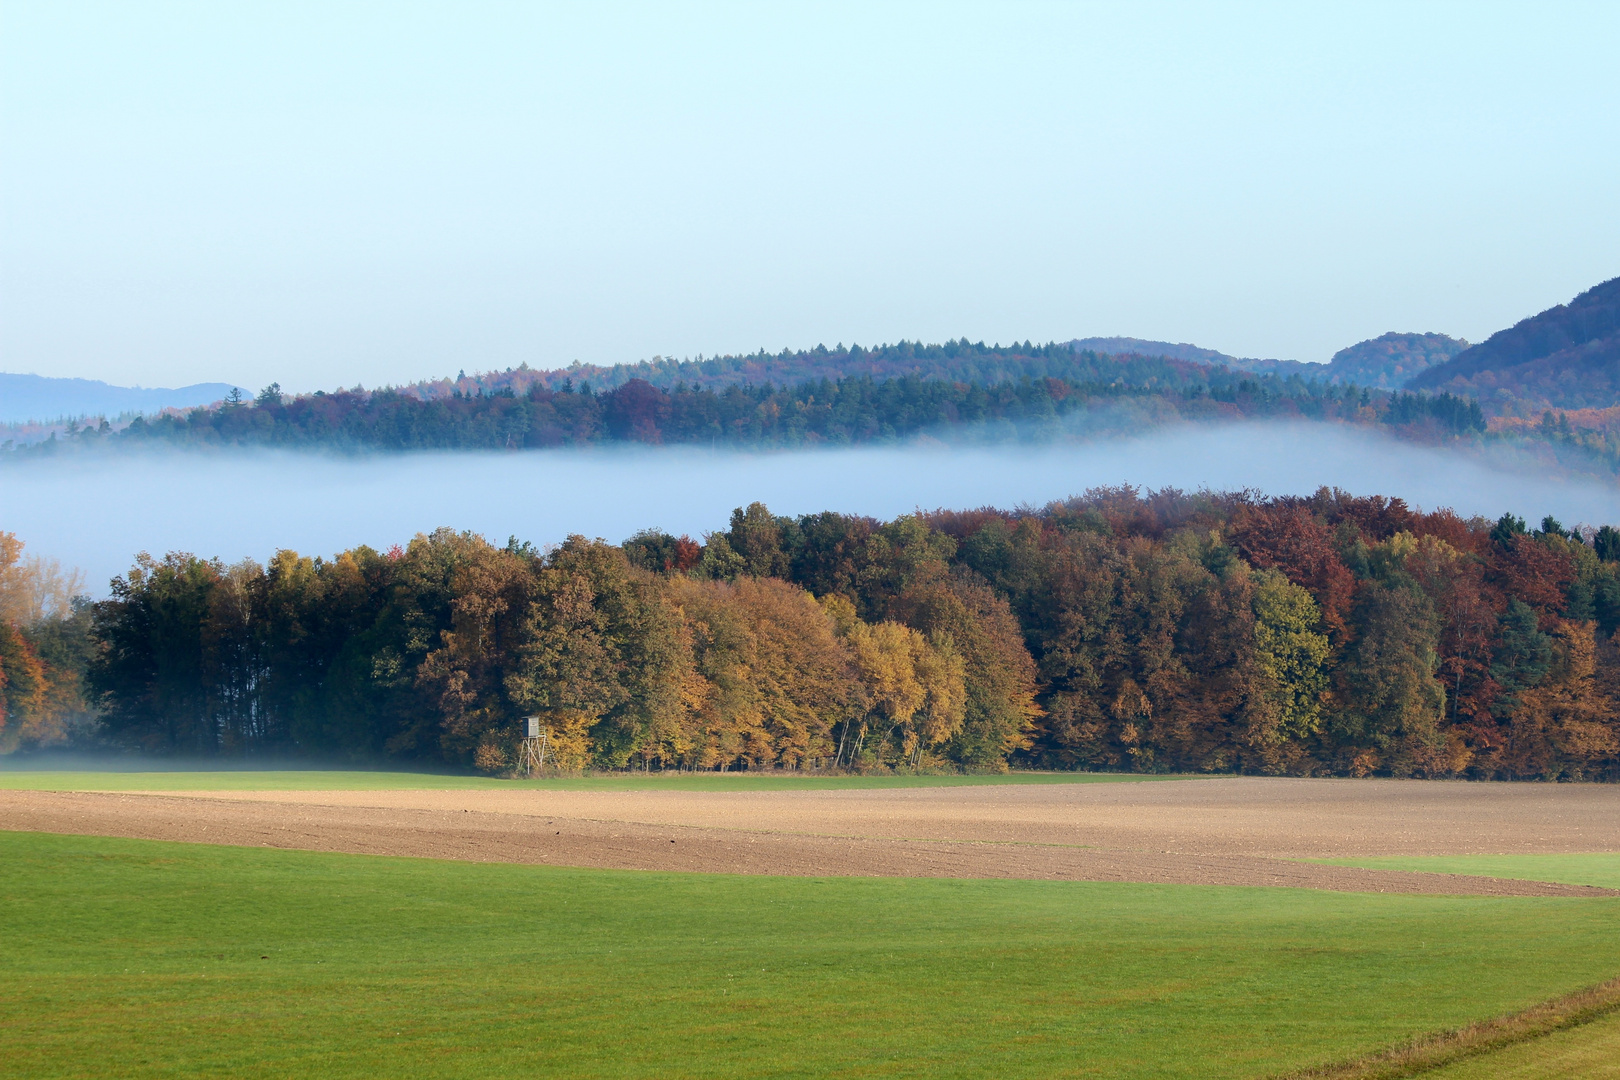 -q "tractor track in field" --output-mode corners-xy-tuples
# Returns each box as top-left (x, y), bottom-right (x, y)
(2, 777), (1616, 896)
